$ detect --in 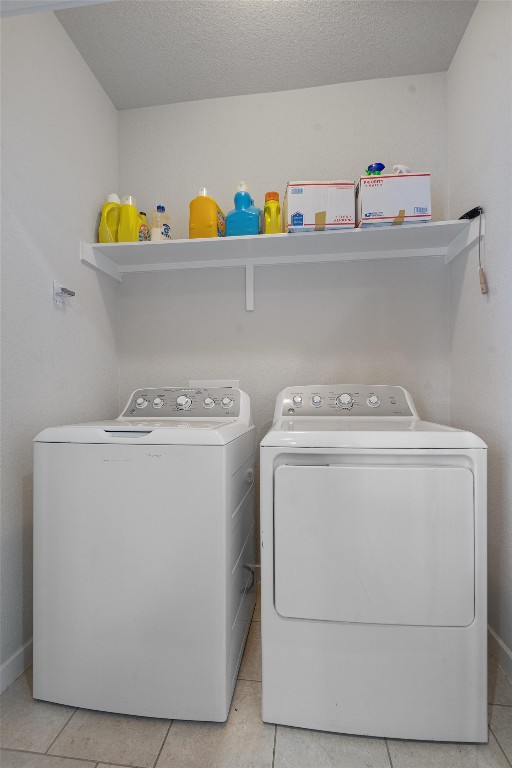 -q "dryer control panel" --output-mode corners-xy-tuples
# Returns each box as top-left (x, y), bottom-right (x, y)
(277, 385), (416, 418)
(120, 387), (242, 419)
